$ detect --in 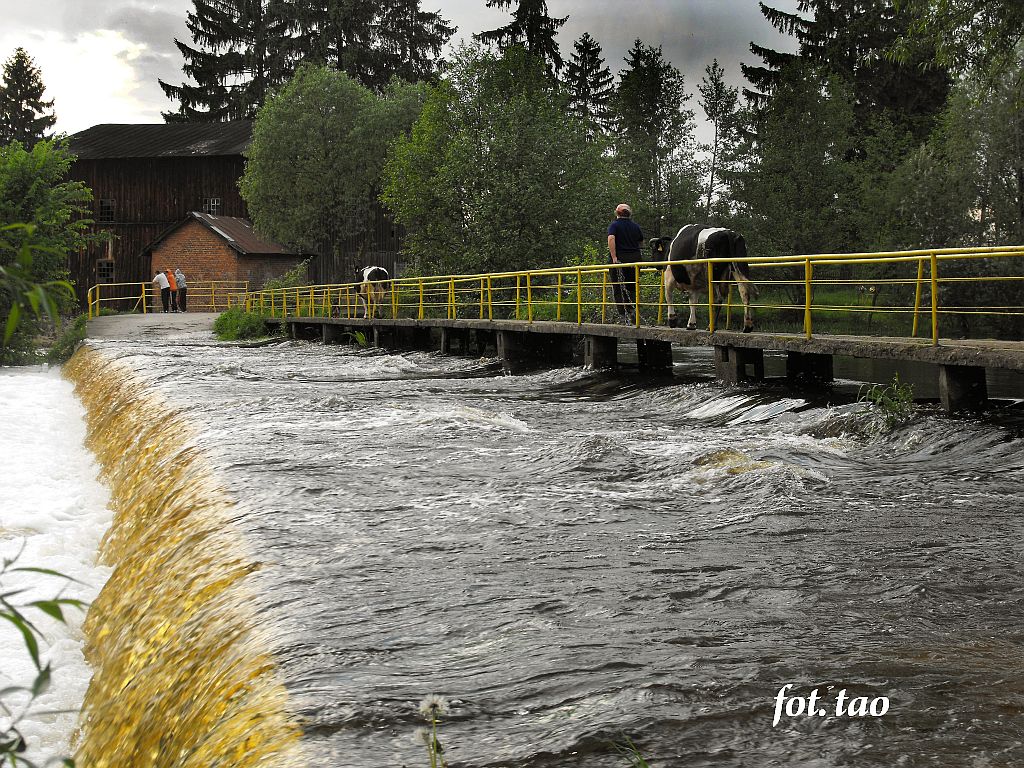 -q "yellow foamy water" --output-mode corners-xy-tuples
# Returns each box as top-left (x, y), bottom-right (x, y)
(64, 347), (304, 767)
